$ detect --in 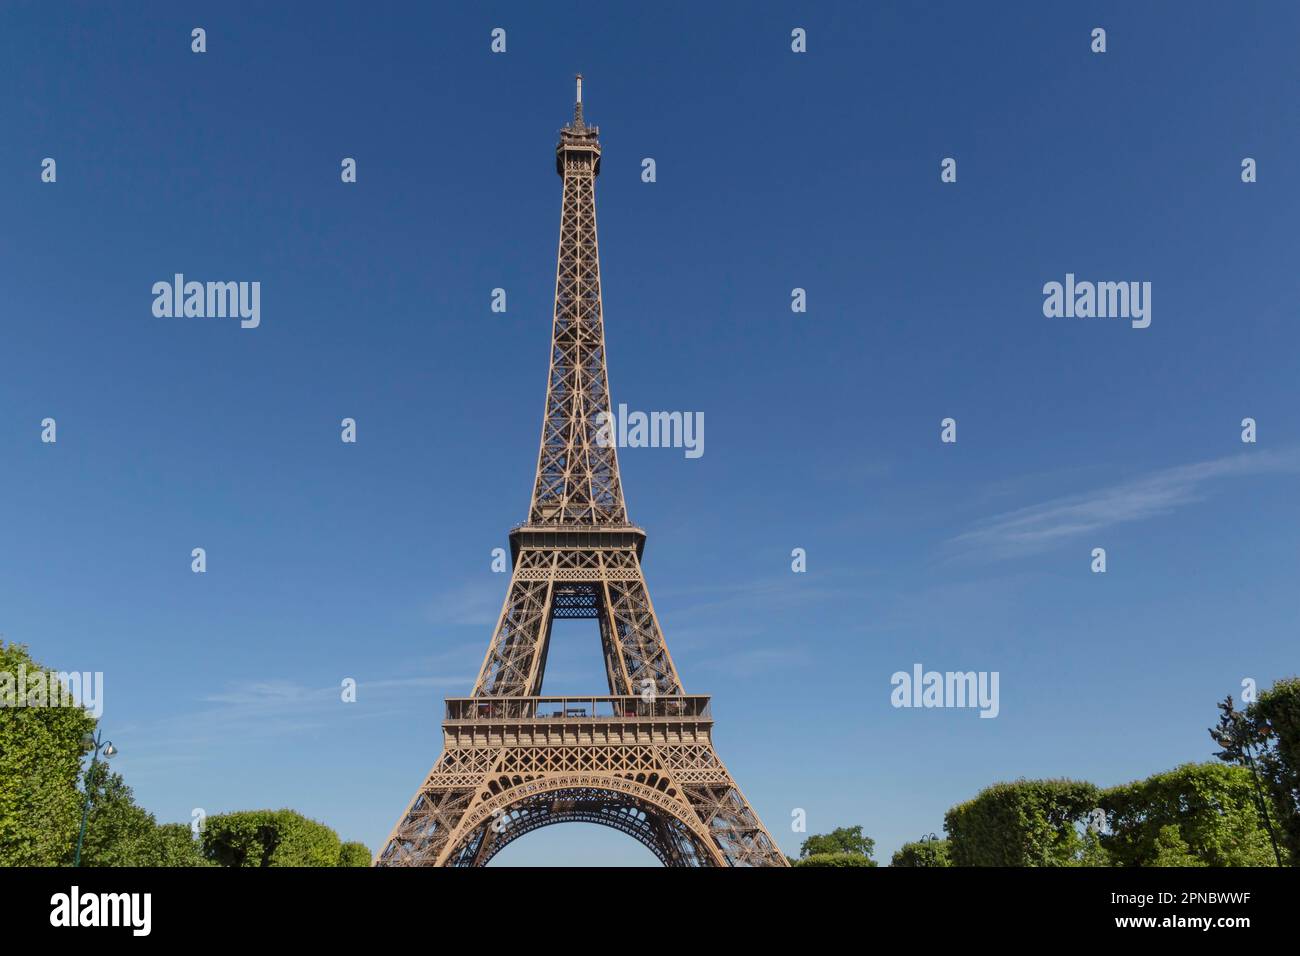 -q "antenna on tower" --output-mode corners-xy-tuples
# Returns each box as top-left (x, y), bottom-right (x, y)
(574, 73), (584, 126)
